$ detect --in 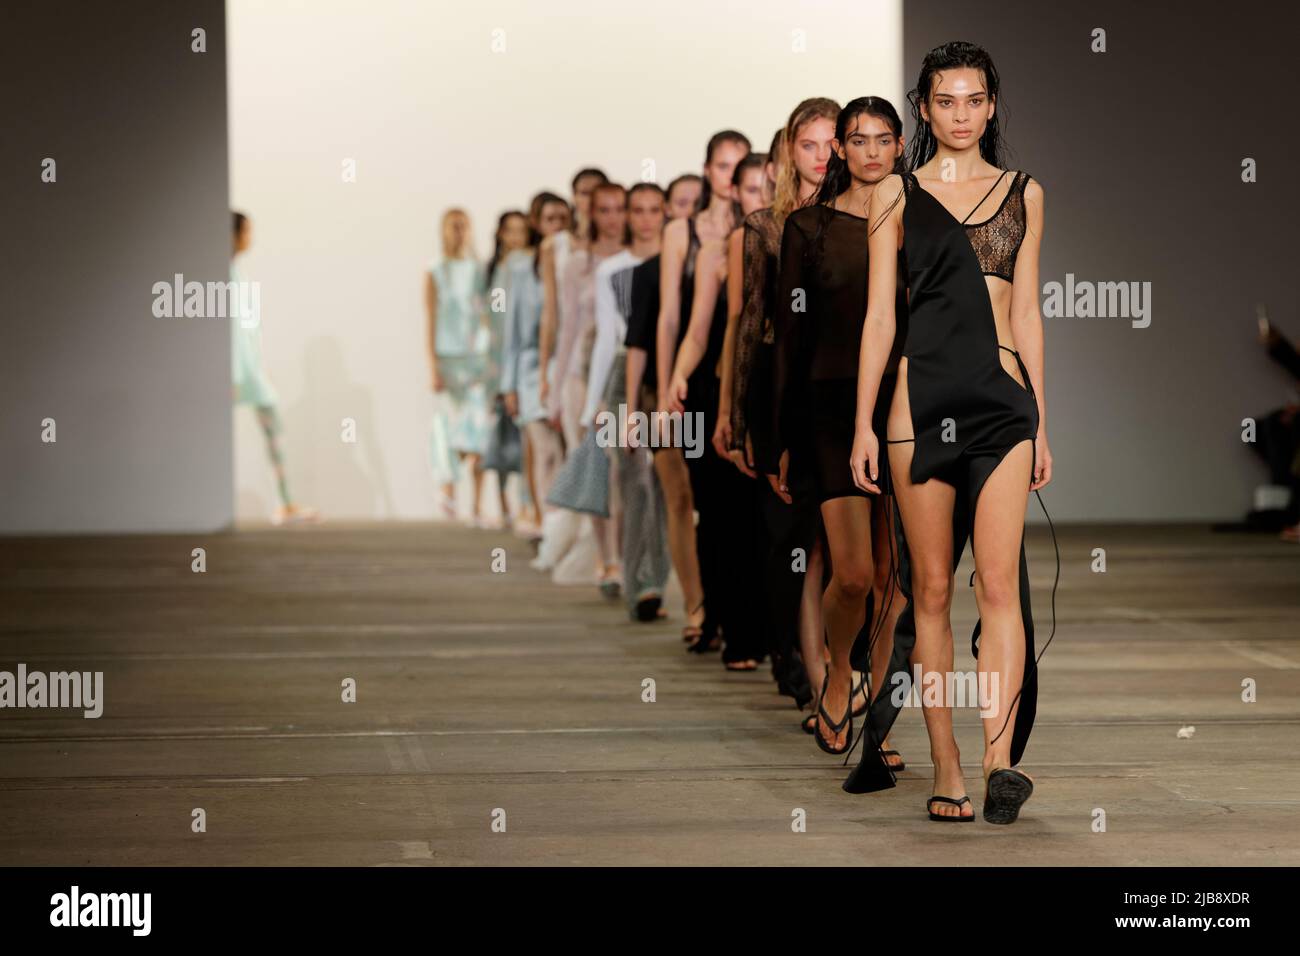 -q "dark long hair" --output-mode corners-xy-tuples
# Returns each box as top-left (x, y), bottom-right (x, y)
(486, 210), (526, 285)
(730, 152), (768, 226)
(810, 96), (905, 210)
(906, 40), (1006, 170)
(806, 97), (904, 270)
(698, 129), (751, 209)
(527, 190), (568, 275)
